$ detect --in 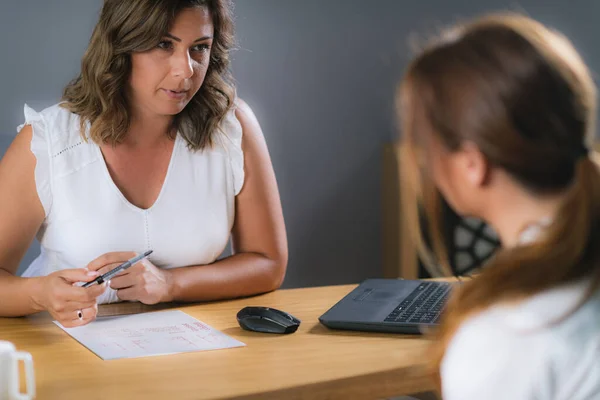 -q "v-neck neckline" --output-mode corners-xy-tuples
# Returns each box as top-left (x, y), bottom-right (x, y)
(94, 134), (180, 213)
